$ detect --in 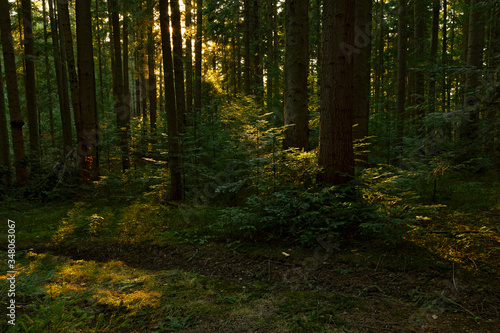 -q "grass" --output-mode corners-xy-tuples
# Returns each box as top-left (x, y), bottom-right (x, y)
(0, 173), (499, 332)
